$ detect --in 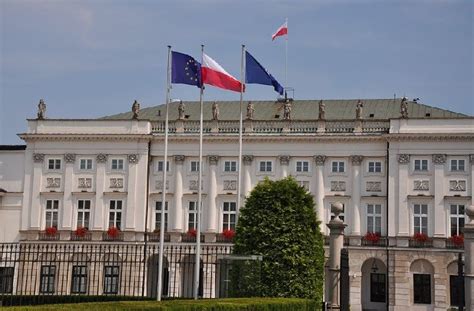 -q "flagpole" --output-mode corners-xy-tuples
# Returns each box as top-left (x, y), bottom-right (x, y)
(157, 45), (172, 301)
(285, 17), (288, 91)
(237, 45), (245, 224)
(194, 44), (205, 300)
